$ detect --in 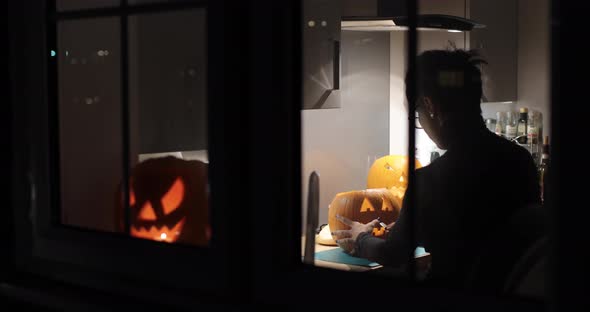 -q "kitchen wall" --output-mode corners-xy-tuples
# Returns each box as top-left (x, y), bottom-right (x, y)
(302, 31), (390, 226)
(517, 0), (550, 139)
(479, 0), (550, 140)
(389, 31), (408, 157)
